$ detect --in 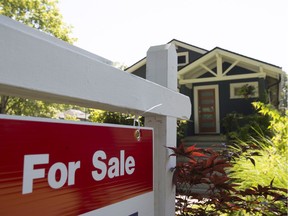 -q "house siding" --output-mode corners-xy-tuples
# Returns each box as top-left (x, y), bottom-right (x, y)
(132, 65), (146, 79)
(177, 46), (204, 70)
(179, 85), (194, 136)
(223, 62), (255, 75)
(130, 48), (204, 77)
(184, 78), (266, 135)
